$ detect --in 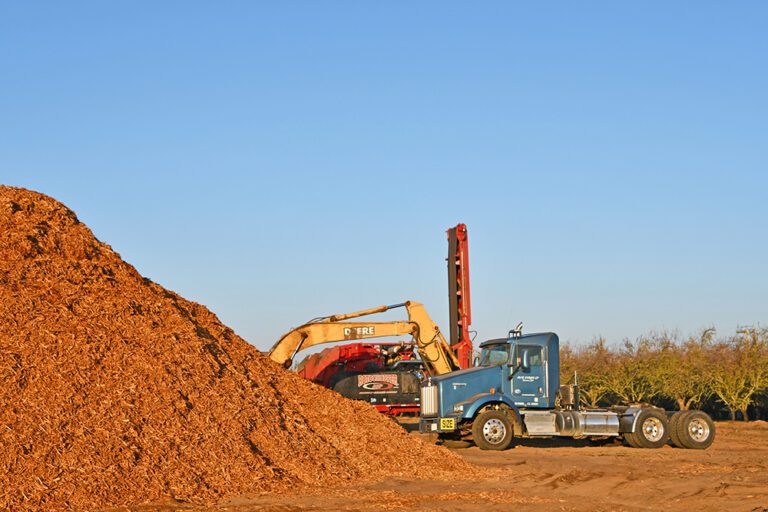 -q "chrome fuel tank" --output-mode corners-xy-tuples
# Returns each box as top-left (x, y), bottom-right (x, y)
(554, 410), (620, 437)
